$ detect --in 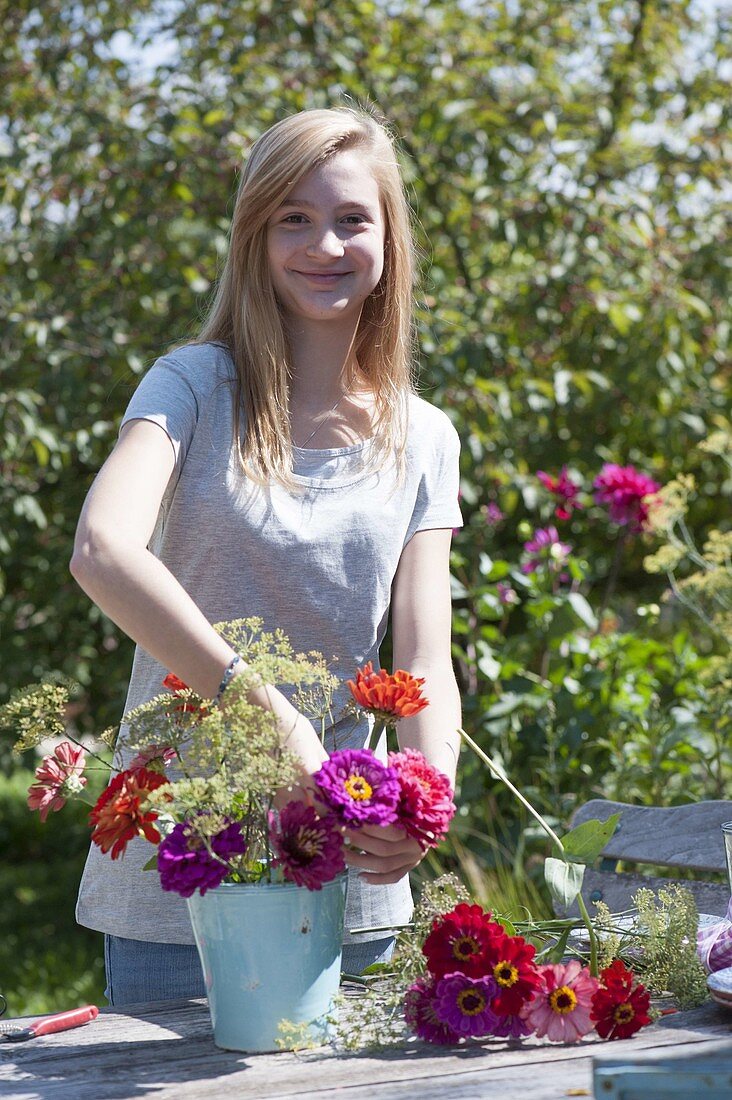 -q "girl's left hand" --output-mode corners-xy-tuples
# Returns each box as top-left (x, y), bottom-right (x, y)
(342, 823), (425, 885)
